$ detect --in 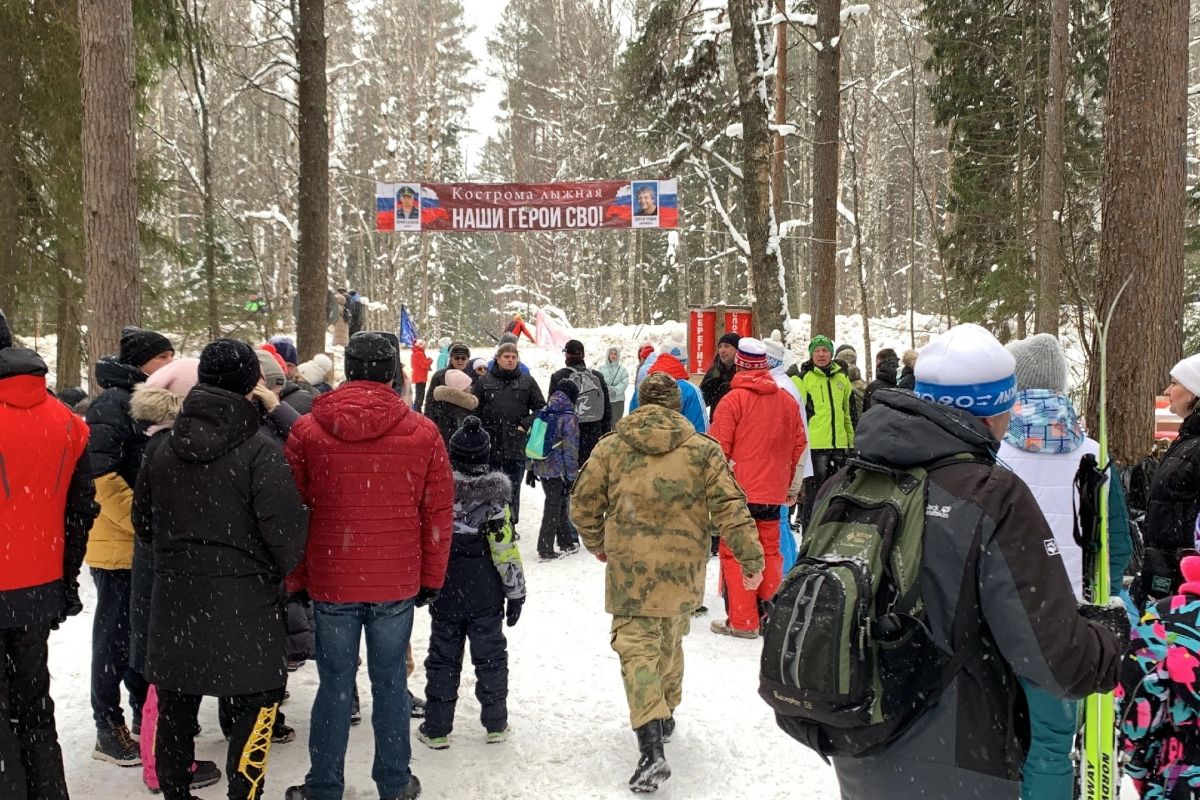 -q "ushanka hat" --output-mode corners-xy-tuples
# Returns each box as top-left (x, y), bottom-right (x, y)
(914, 323), (1018, 418)
(735, 337), (769, 371)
